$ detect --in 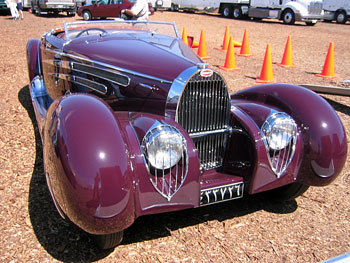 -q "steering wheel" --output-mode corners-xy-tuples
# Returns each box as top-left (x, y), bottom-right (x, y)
(76, 28), (107, 38)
